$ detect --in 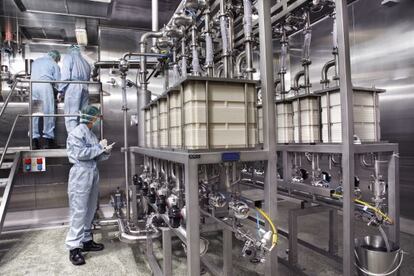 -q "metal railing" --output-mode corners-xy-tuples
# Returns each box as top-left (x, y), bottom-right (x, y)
(1, 79), (104, 150)
(0, 113), (82, 169)
(22, 79), (103, 149)
(0, 73), (28, 118)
